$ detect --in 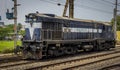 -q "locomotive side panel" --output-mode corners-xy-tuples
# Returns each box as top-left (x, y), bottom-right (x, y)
(41, 22), (62, 40)
(62, 21), (103, 40)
